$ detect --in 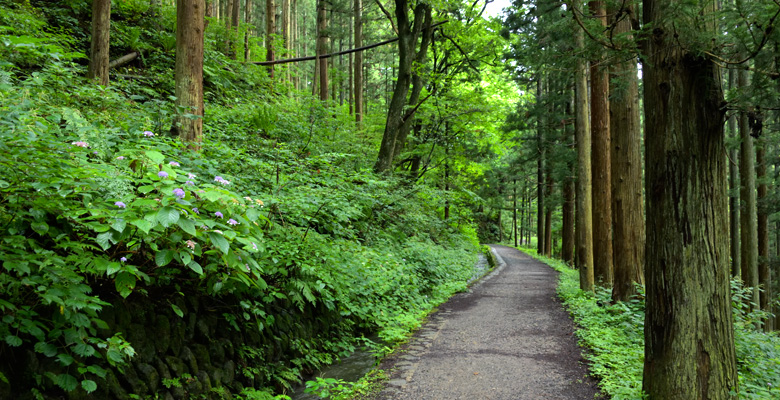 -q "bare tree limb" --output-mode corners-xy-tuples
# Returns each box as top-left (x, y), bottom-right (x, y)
(374, 0), (399, 35)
